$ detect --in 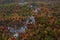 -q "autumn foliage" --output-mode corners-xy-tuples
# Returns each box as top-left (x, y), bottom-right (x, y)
(0, 2), (60, 40)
